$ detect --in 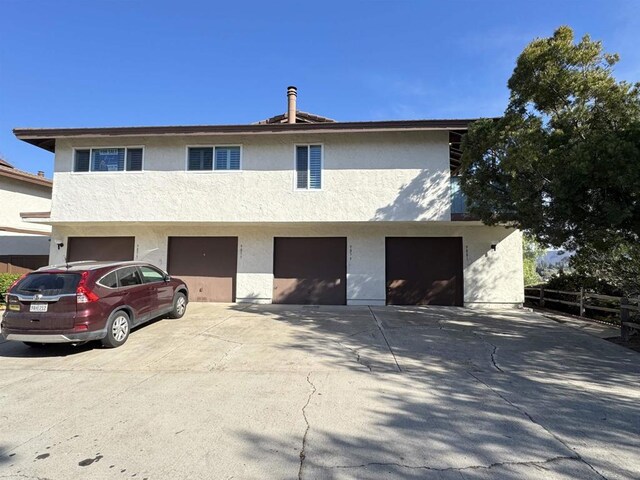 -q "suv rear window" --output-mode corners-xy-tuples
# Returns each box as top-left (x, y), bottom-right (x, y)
(12, 273), (81, 296)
